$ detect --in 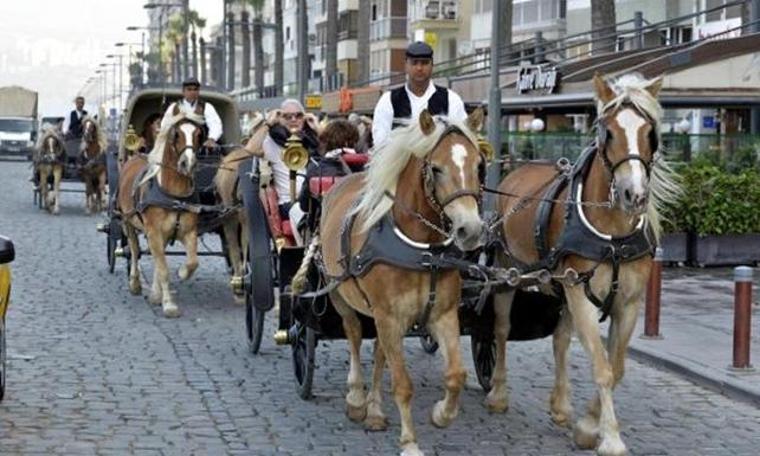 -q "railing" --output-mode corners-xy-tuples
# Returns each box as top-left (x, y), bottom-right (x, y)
(503, 132), (760, 165)
(369, 17), (407, 42)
